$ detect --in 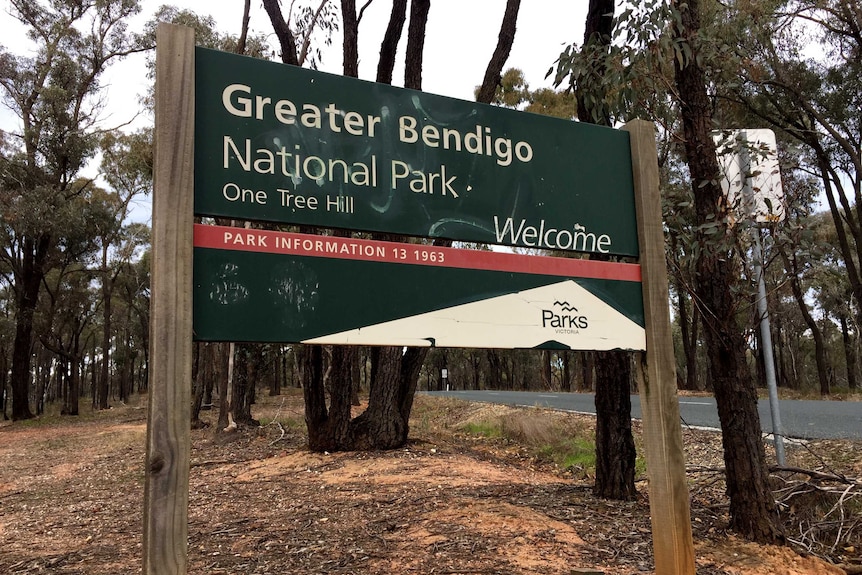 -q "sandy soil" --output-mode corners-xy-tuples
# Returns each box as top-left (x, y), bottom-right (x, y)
(0, 391), (858, 574)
